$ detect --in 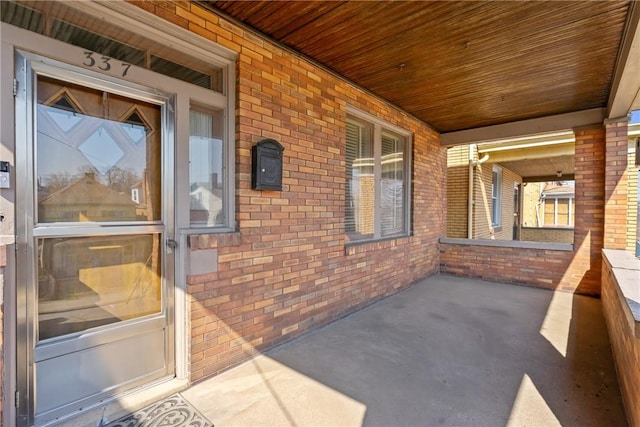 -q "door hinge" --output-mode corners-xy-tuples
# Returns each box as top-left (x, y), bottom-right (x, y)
(15, 390), (19, 408)
(13, 79), (18, 97)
